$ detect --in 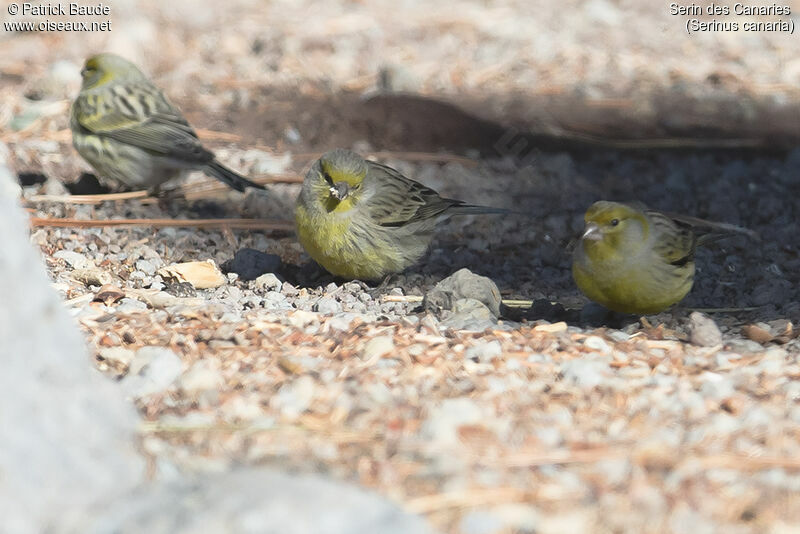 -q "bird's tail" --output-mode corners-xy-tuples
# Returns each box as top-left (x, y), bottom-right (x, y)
(205, 160), (266, 193)
(663, 211), (760, 245)
(449, 203), (515, 216)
